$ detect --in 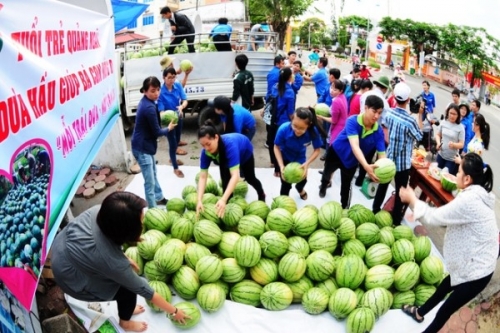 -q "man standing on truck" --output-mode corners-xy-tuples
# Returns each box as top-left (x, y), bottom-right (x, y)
(160, 6), (195, 54)
(248, 24), (266, 51)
